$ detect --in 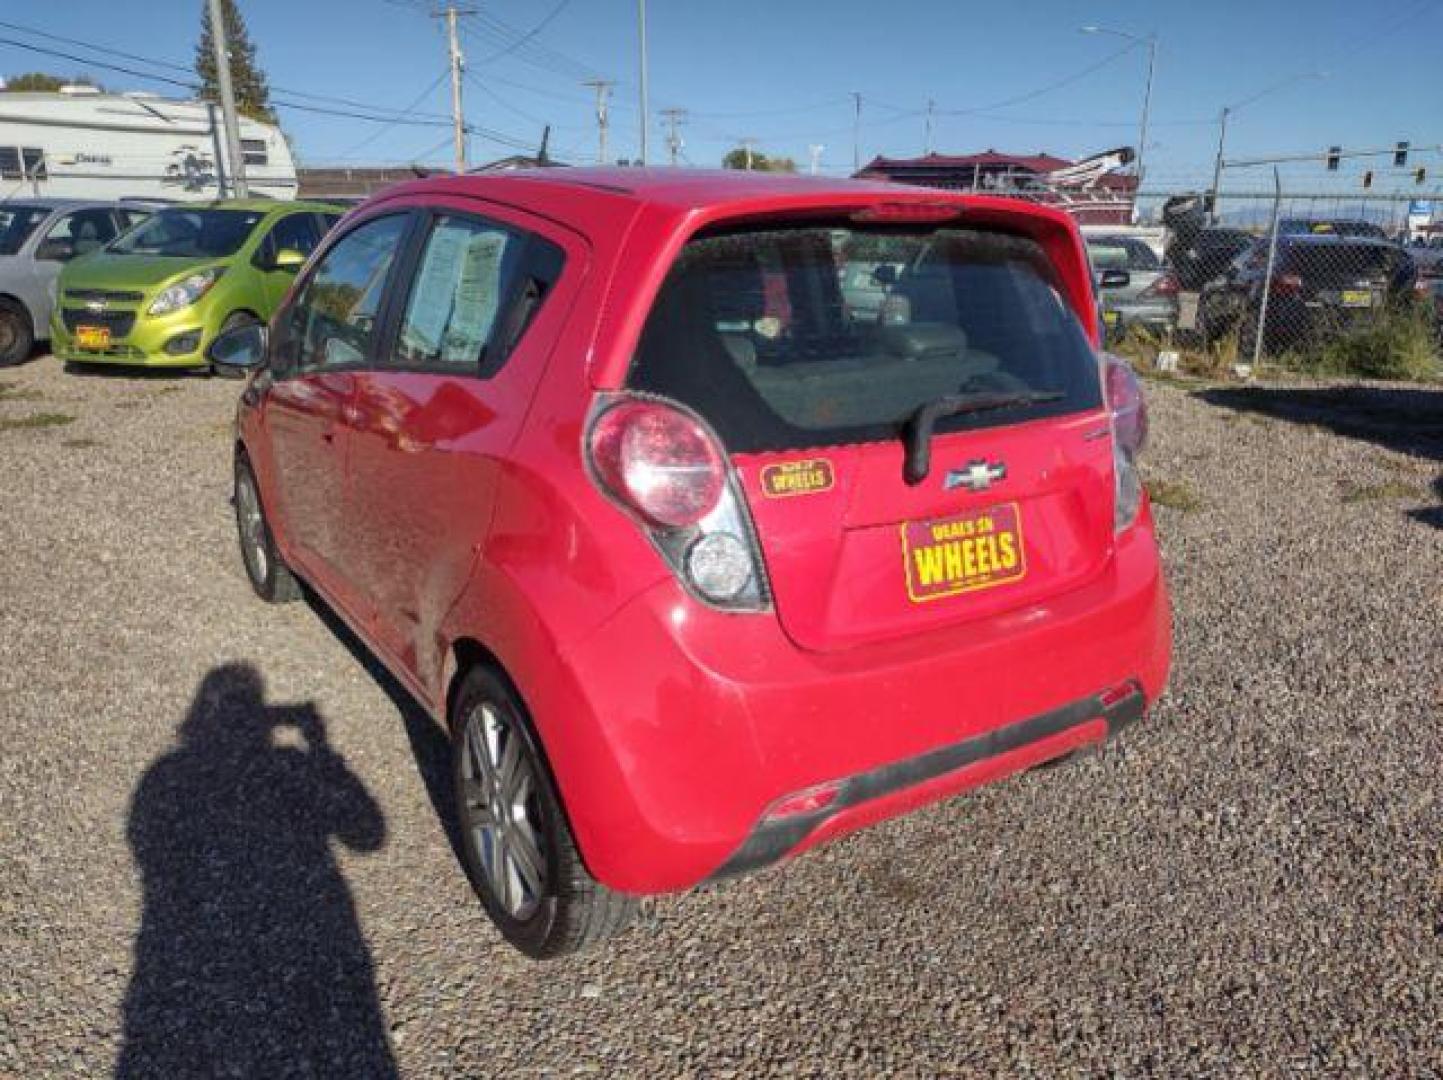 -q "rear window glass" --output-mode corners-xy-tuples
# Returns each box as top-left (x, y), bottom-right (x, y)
(629, 225), (1102, 452)
(1089, 238), (1159, 271)
(1285, 243), (1394, 278)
